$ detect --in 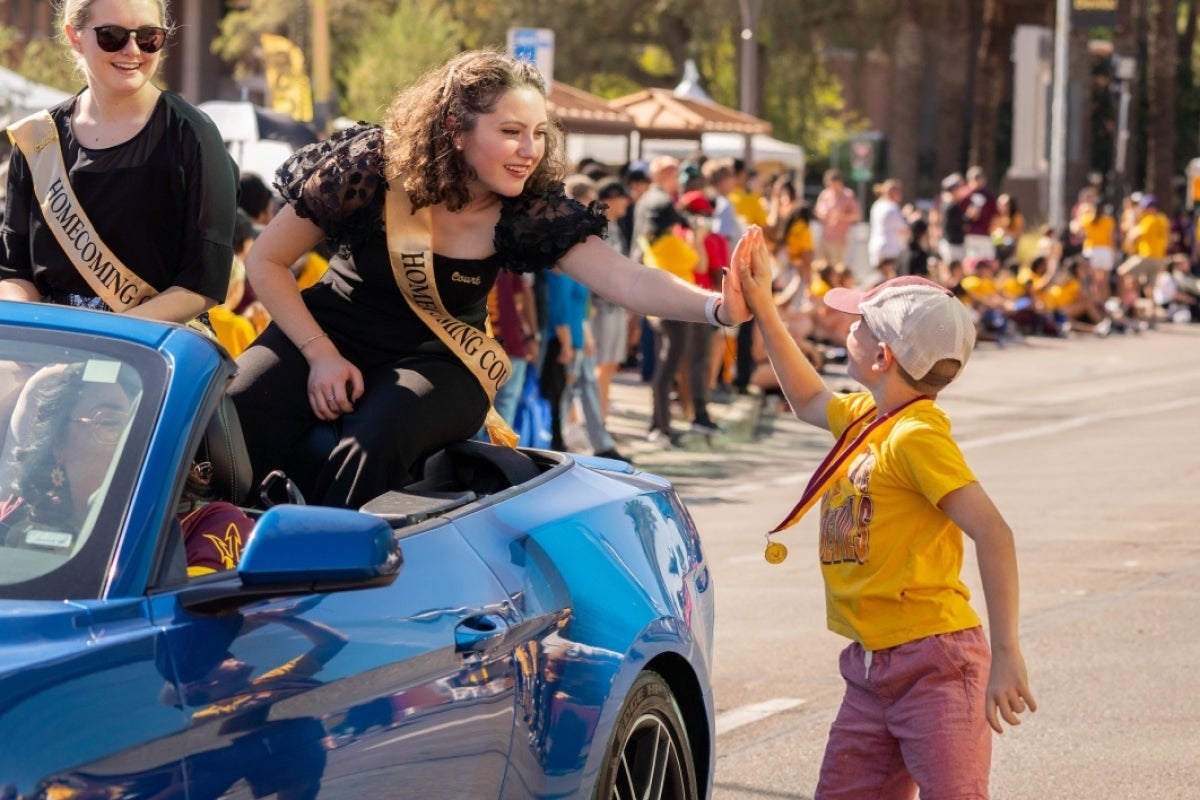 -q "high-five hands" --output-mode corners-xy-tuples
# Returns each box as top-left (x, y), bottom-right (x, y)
(720, 227), (759, 326)
(734, 226), (777, 318)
